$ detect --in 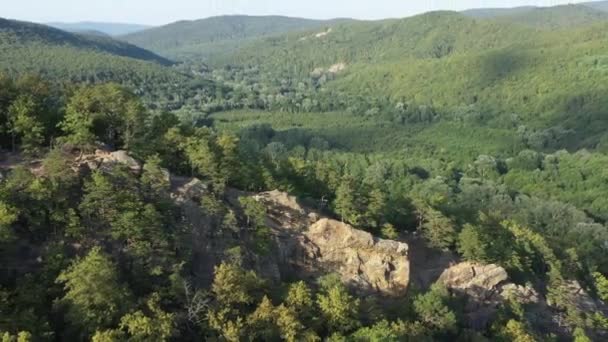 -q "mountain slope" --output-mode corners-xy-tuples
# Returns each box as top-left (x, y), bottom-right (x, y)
(1, 18), (171, 65)
(461, 6), (535, 18)
(219, 11), (608, 149)
(48, 21), (151, 36)
(583, 0), (608, 12)
(0, 18), (220, 112)
(121, 15), (352, 63)
(463, 4), (608, 29)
